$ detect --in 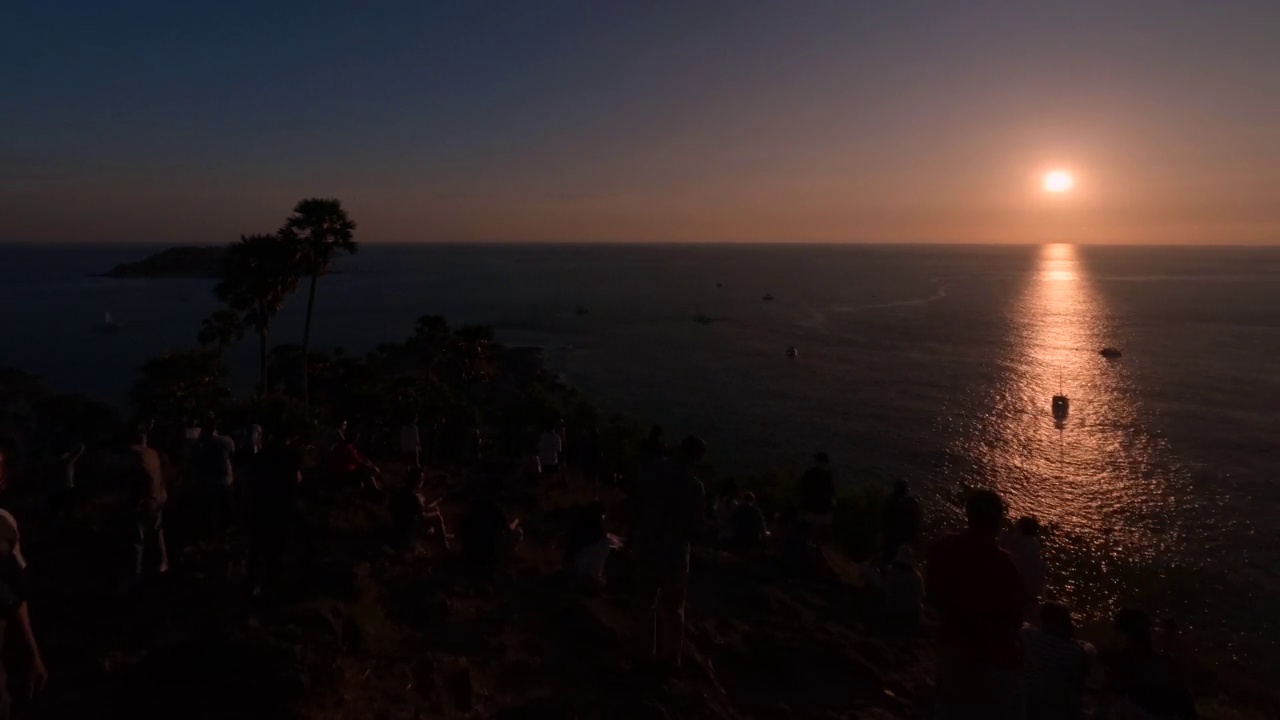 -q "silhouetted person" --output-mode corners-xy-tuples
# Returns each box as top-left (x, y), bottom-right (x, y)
(883, 545), (924, 633)
(327, 420), (348, 451)
(926, 488), (1025, 718)
(235, 424), (262, 466)
(632, 435), (706, 669)
(1023, 602), (1094, 720)
(881, 479), (920, 560)
(0, 497), (46, 717)
(538, 420), (563, 482)
(796, 452), (834, 538)
(390, 468), (449, 553)
(639, 425), (665, 464)
(712, 478), (740, 542)
(400, 415), (421, 465)
(328, 431), (382, 492)
(1001, 515), (1048, 612)
(460, 479), (521, 577)
(564, 501), (610, 582)
(50, 442), (85, 520)
(245, 430), (302, 595)
(192, 417), (236, 543)
(731, 491), (767, 551)
(1102, 608), (1197, 719)
(0, 451), (26, 572)
(127, 430), (169, 578)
